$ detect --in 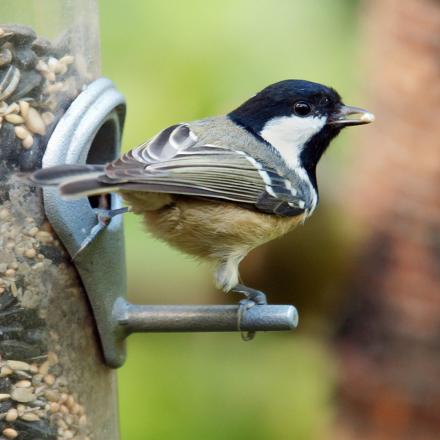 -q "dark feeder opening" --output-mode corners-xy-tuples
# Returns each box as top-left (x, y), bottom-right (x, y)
(86, 108), (124, 211)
